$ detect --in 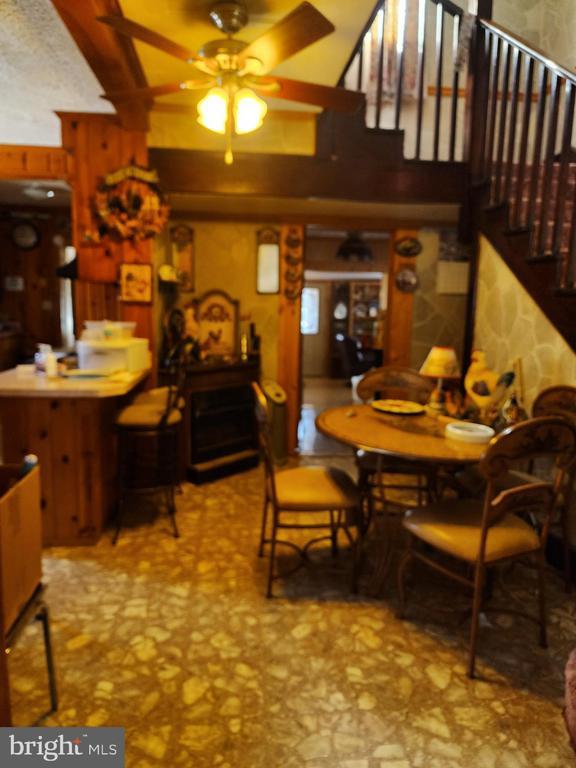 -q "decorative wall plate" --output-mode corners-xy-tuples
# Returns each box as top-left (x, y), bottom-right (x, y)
(394, 236), (422, 257)
(395, 268), (419, 293)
